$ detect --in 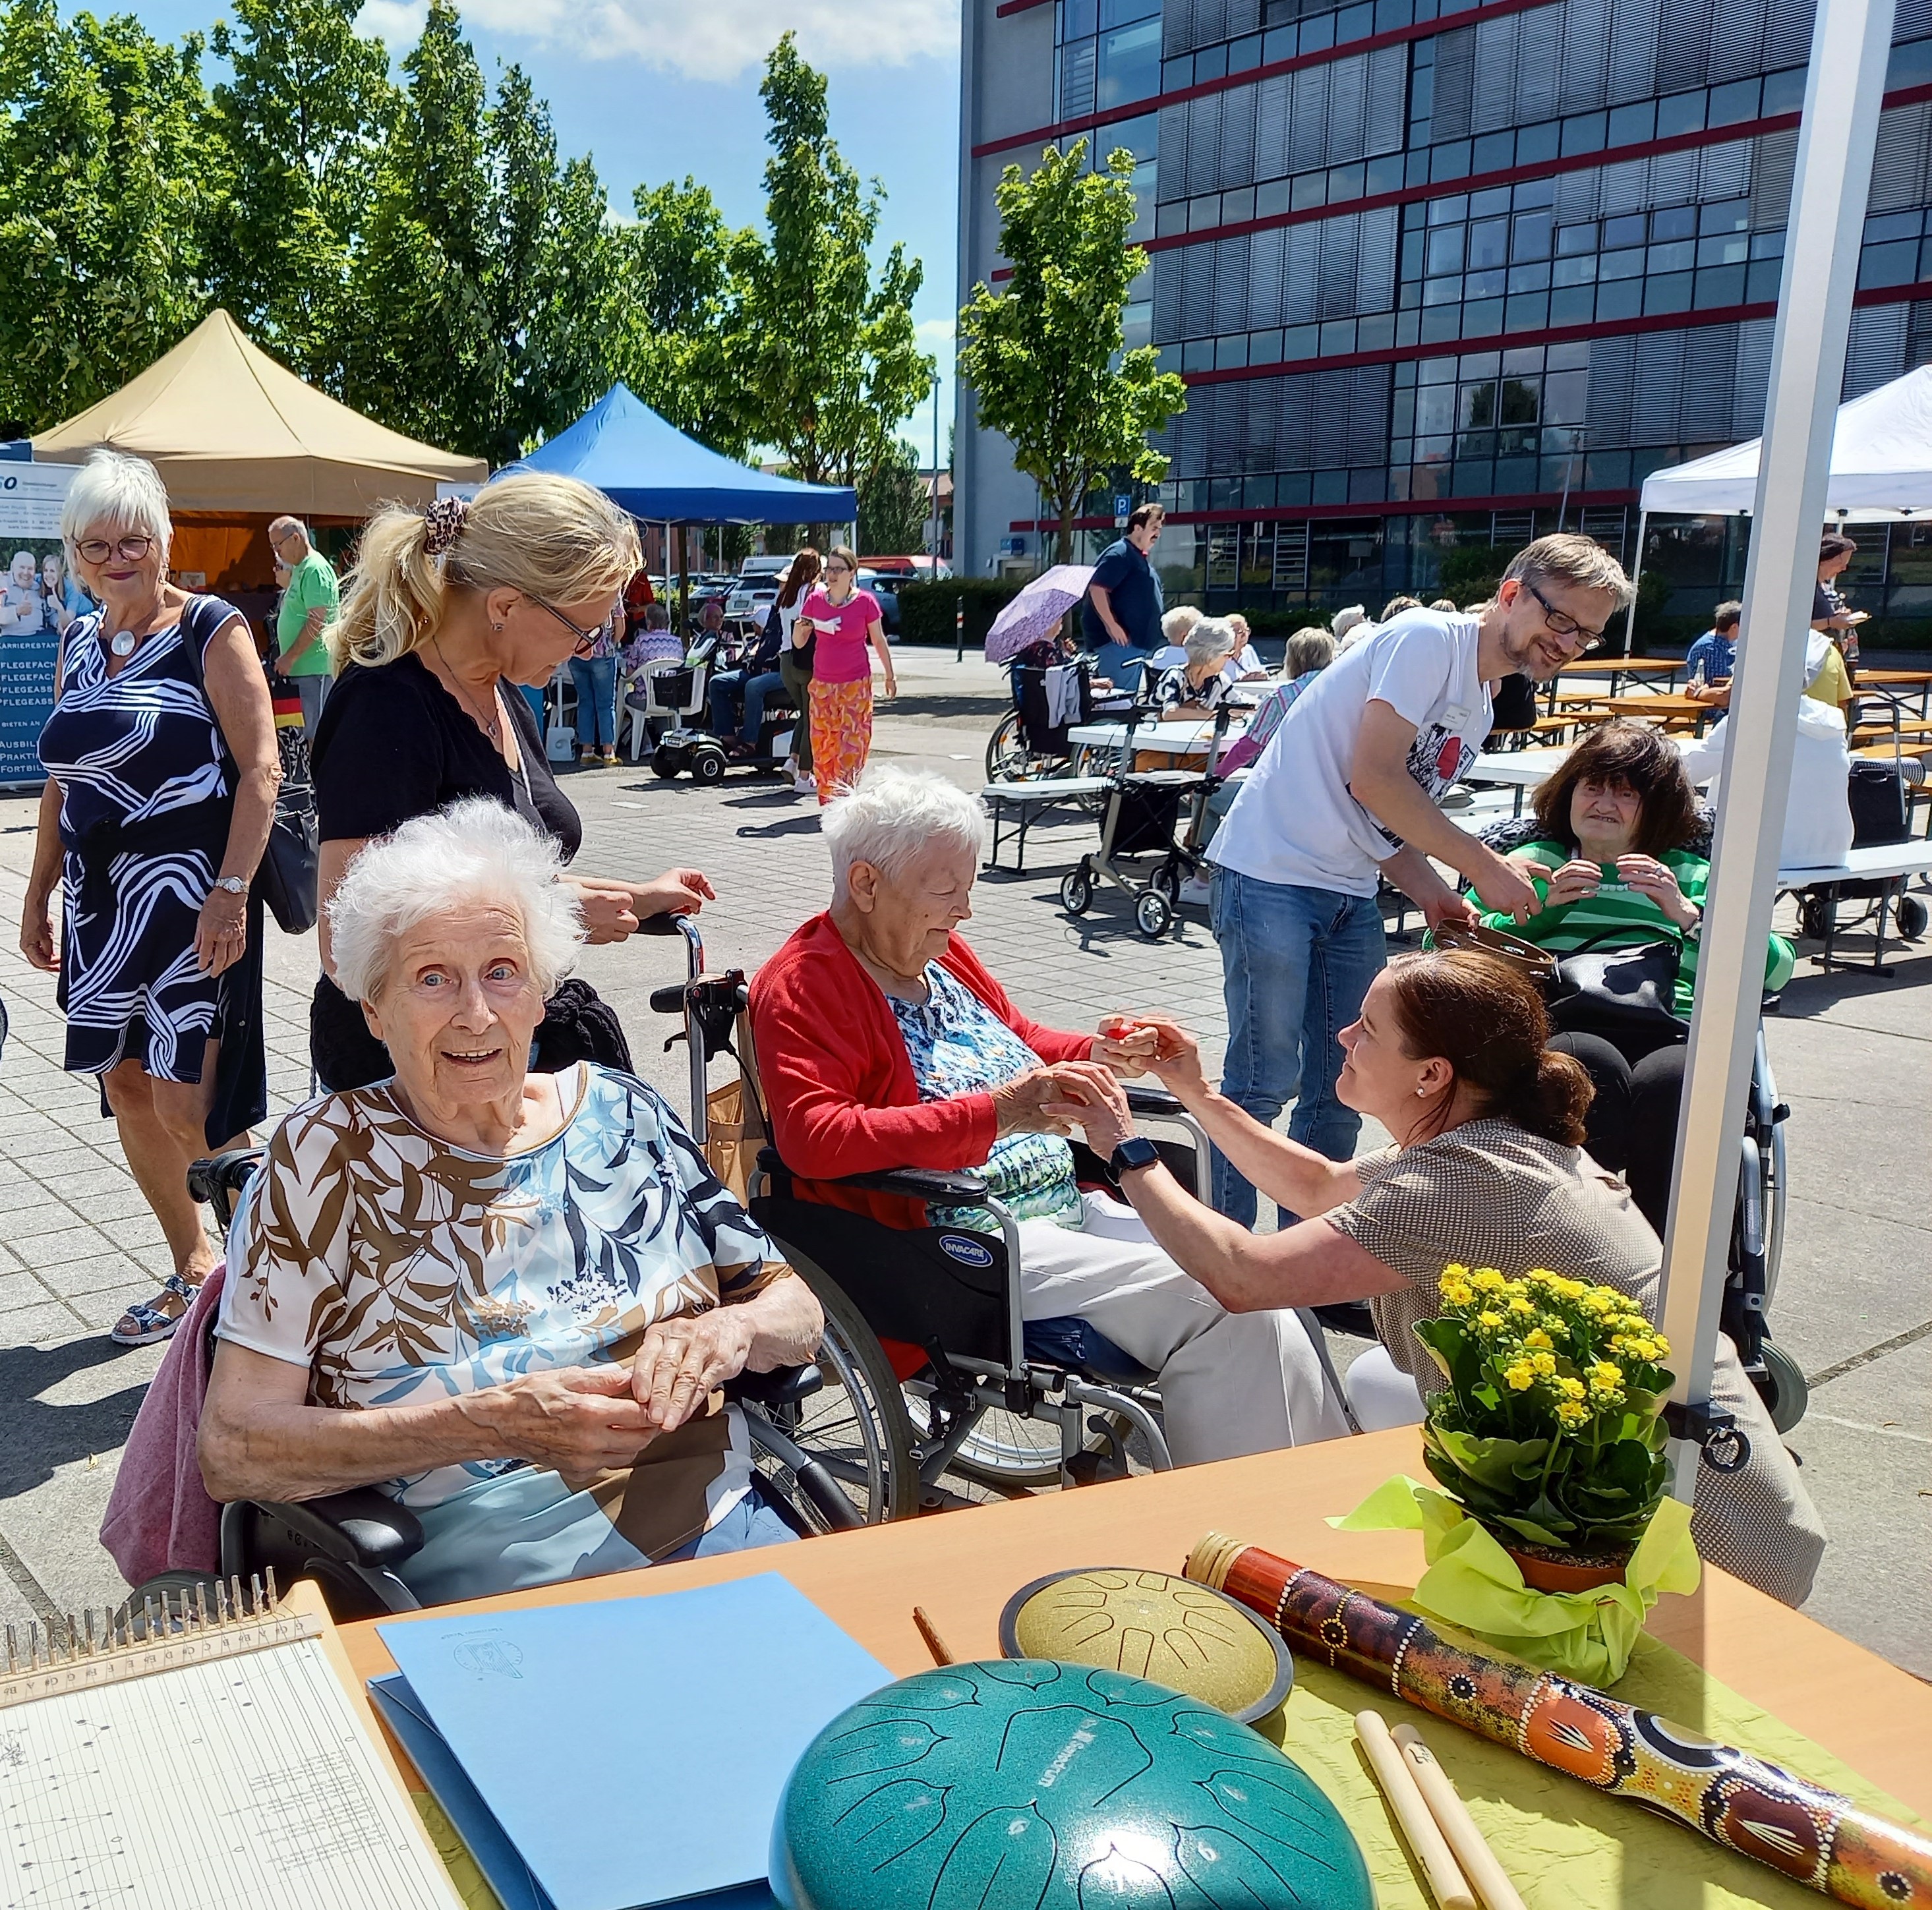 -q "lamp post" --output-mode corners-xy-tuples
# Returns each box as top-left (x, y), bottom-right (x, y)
(929, 369), (944, 571)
